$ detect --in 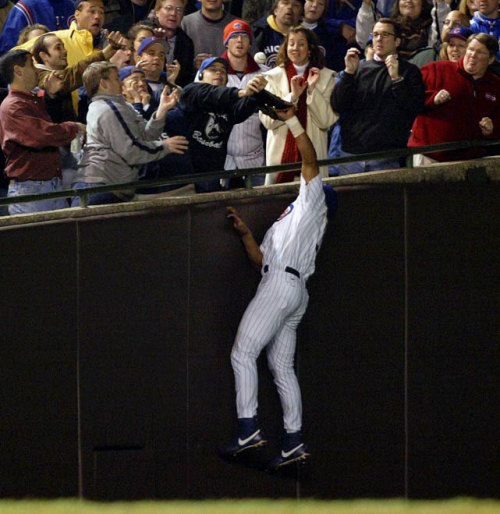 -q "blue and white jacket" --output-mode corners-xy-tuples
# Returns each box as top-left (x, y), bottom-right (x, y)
(0, 0), (74, 54)
(470, 12), (500, 59)
(74, 94), (170, 186)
